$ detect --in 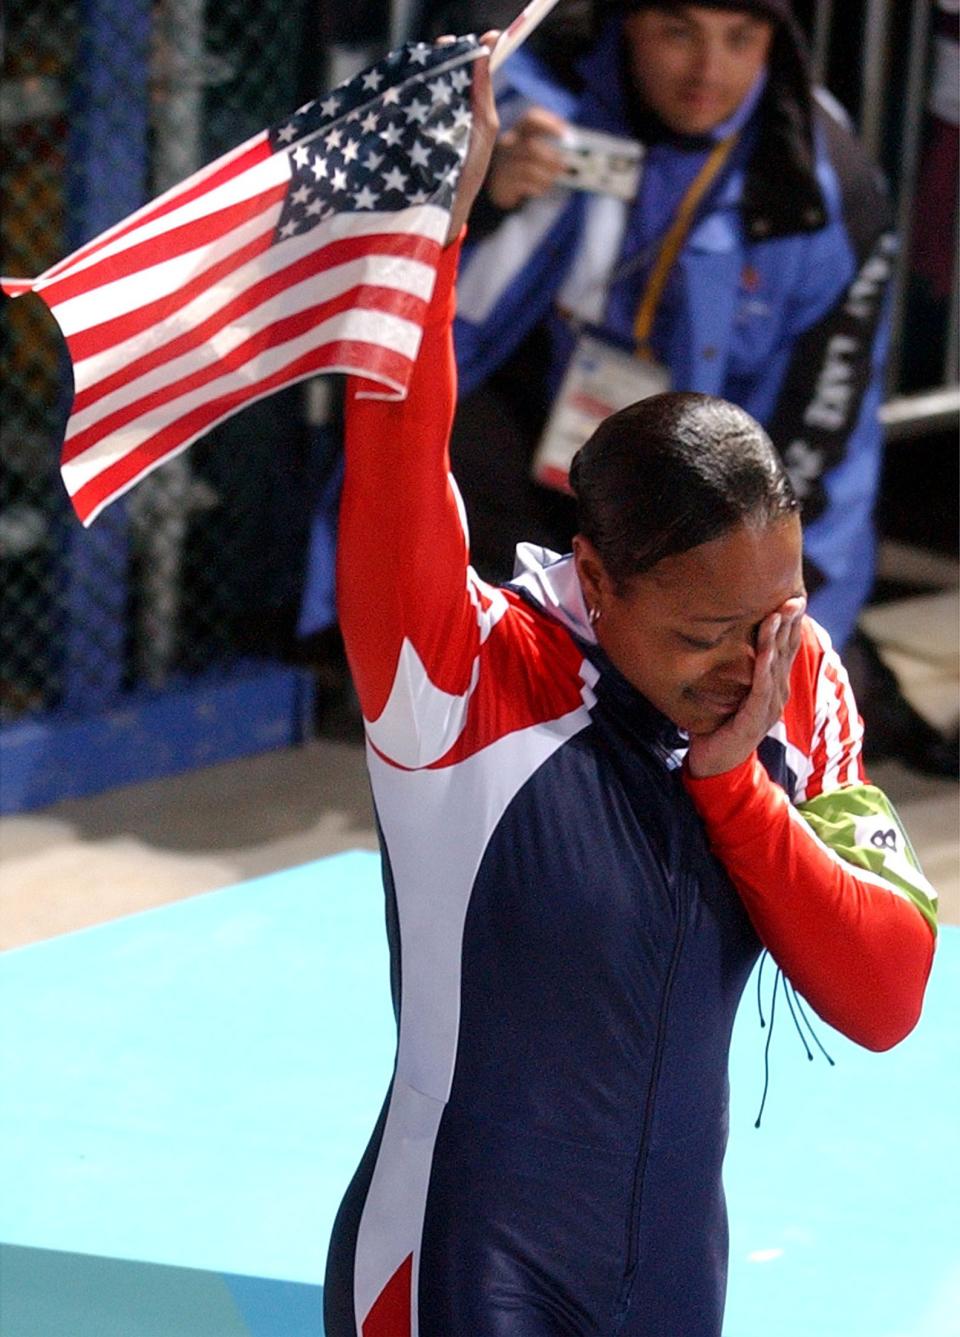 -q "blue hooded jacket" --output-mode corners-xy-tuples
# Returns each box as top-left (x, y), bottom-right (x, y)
(453, 18), (895, 648)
